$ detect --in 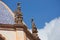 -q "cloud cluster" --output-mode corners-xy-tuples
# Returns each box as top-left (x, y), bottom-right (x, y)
(38, 17), (60, 40)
